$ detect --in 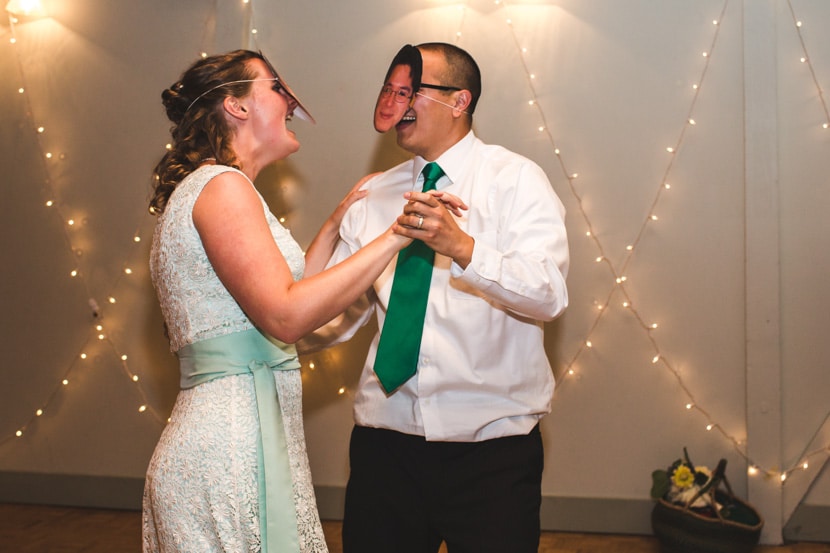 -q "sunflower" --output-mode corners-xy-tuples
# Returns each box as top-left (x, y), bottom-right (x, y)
(671, 464), (695, 489)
